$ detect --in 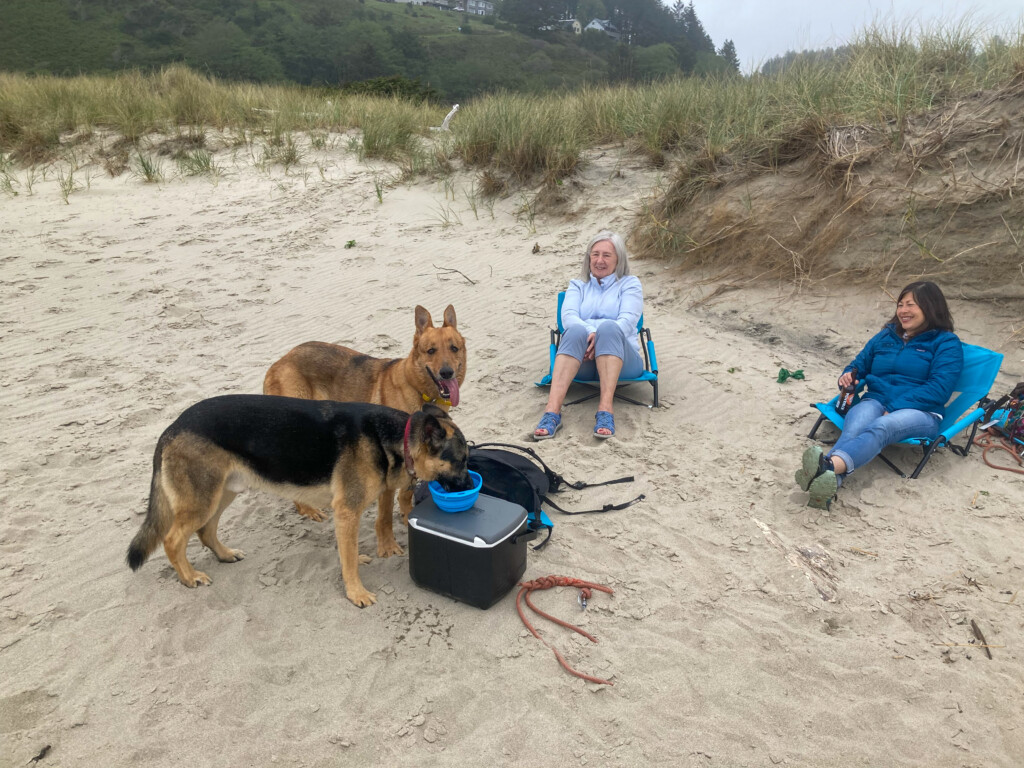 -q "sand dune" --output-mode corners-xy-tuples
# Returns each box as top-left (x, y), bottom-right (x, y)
(1, 138), (1022, 767)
